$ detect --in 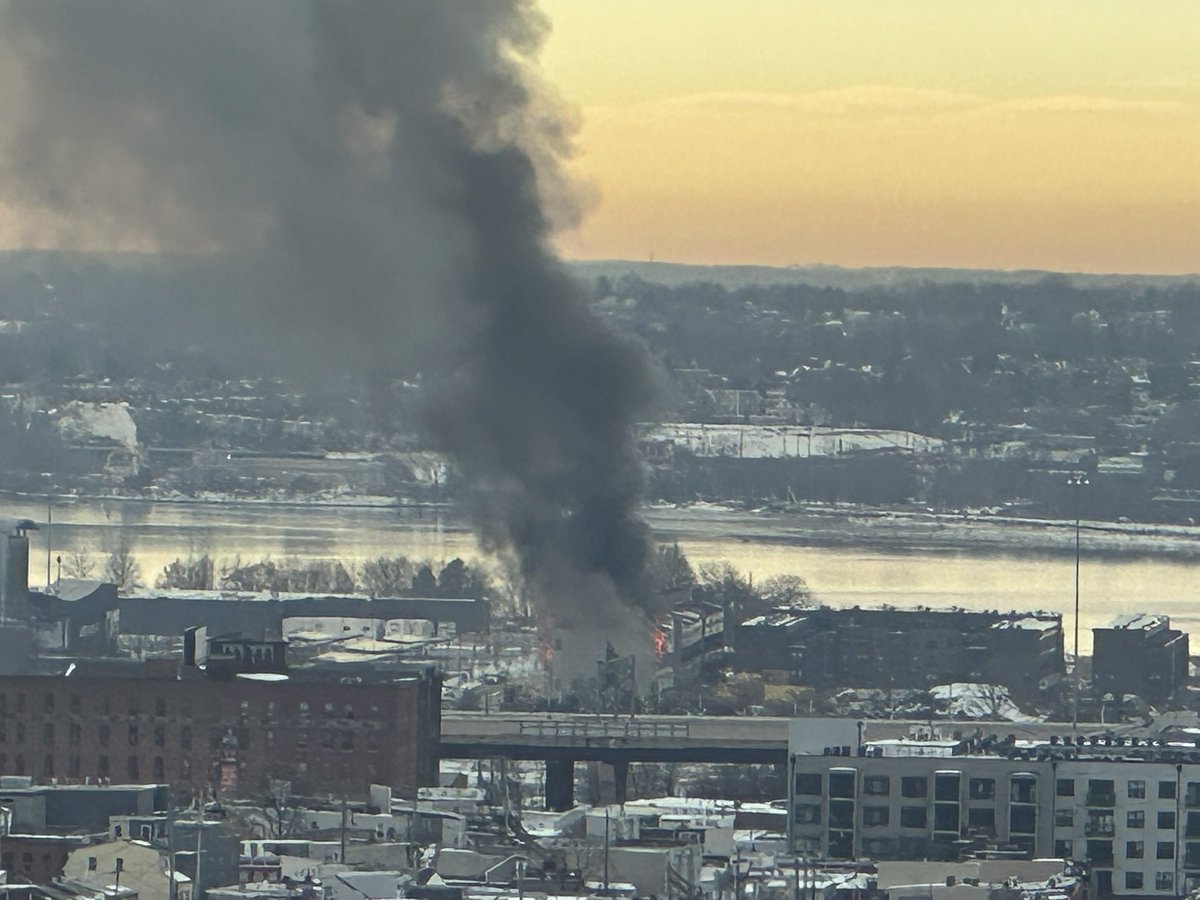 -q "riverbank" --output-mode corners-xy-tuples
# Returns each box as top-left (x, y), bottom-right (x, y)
(8, 487), (1200, 560)
(647, 500), (1200, 560)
